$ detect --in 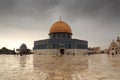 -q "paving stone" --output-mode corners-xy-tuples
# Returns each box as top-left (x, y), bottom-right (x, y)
(0, 54), (120, 80)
